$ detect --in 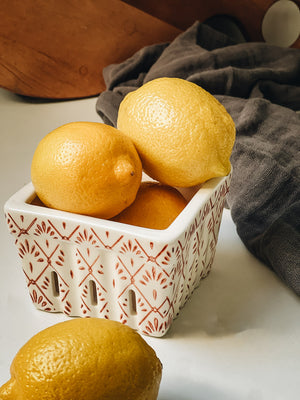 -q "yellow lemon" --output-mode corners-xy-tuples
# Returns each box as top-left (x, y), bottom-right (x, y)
(117, 77), (235, 187)
(31, 122), (142, 219)
(112, 181), (187, 229)
(0, 318), (162, 400)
